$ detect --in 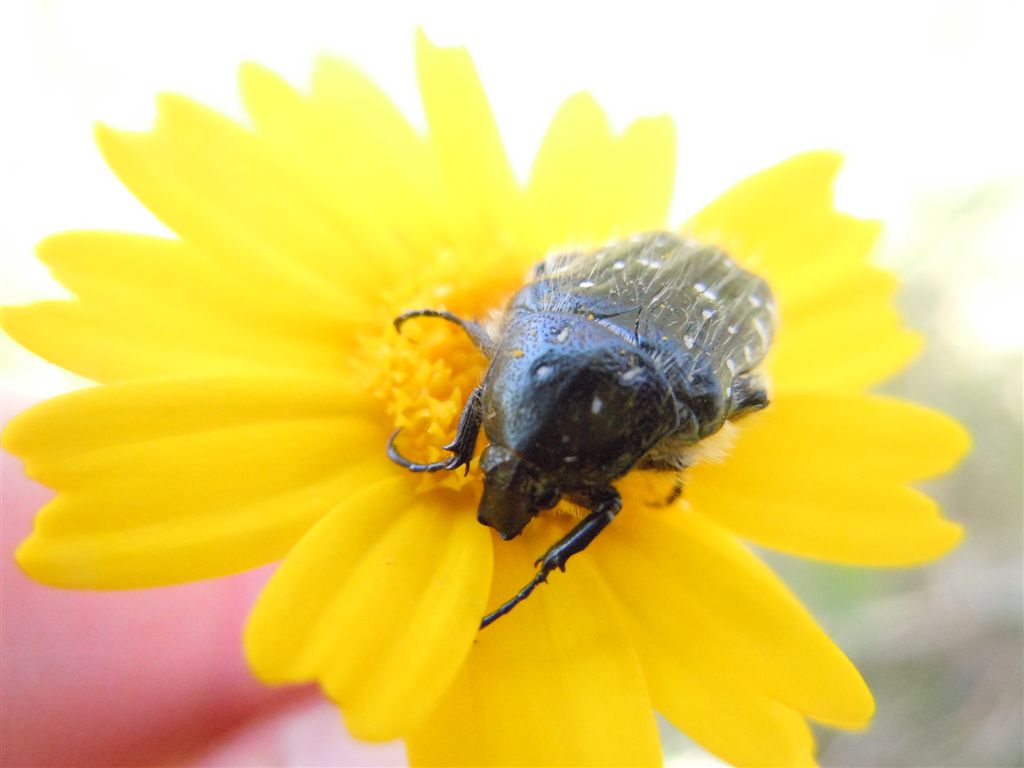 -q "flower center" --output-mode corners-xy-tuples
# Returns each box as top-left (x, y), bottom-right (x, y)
(362, 247), (526, 496)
